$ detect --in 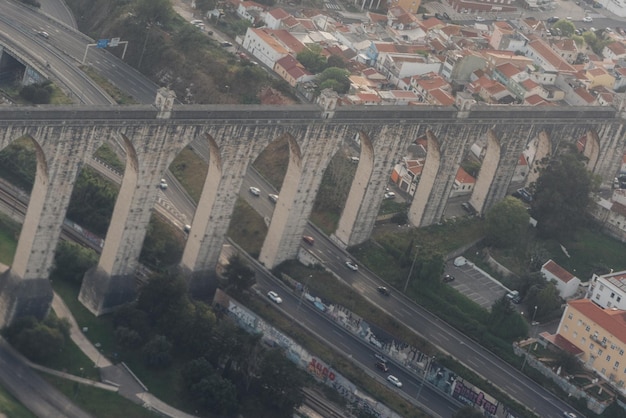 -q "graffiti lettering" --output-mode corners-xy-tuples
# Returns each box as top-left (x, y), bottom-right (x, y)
(228, 302), (256, 329)
(308, 358), (336, 381)
(452, 381), (498, 415)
